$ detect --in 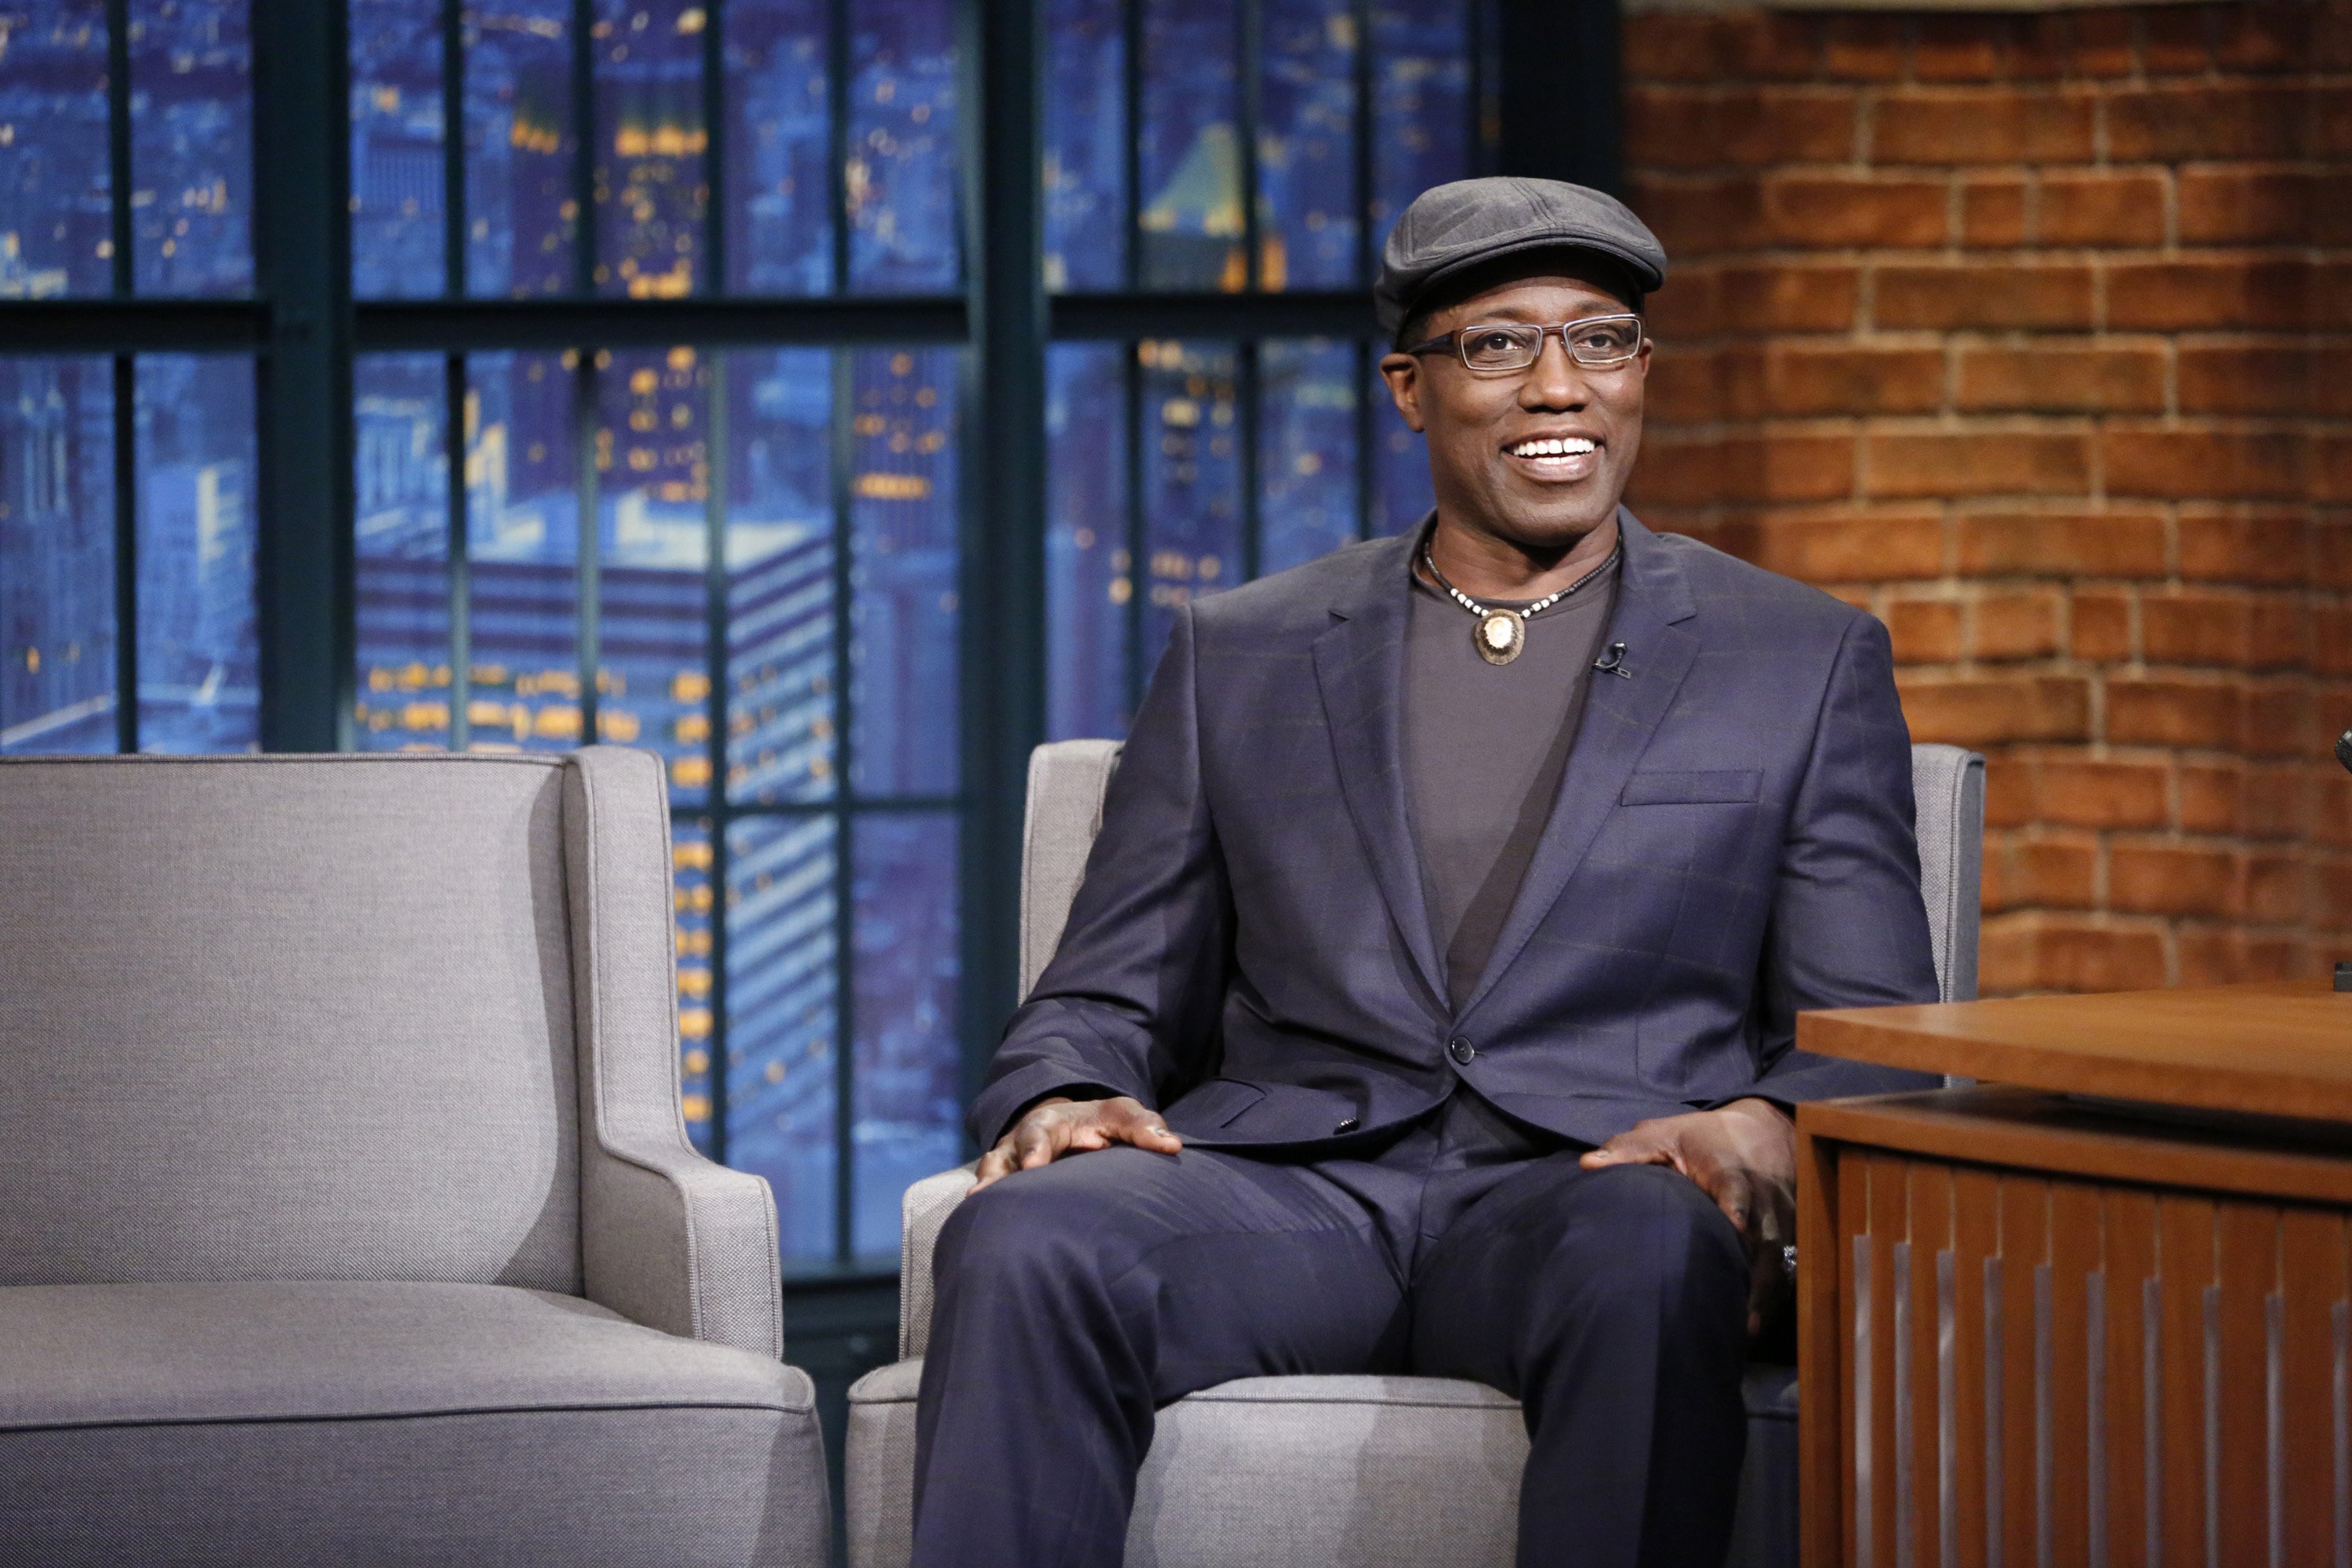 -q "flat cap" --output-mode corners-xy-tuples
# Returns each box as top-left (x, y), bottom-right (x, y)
(1374, 176), (1668, 343)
